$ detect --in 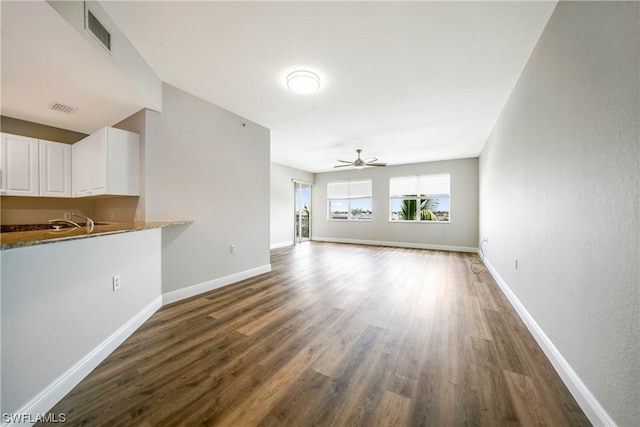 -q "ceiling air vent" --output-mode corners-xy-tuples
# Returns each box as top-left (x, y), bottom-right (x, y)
(86, 8), (111, 52)
(49, 103), (76, 114)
